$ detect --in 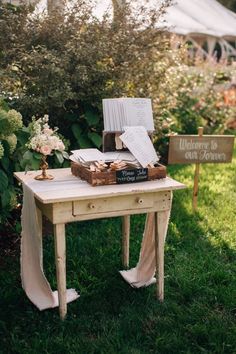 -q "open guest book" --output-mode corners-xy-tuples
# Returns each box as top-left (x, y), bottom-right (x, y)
(102, 98), (155, 132)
